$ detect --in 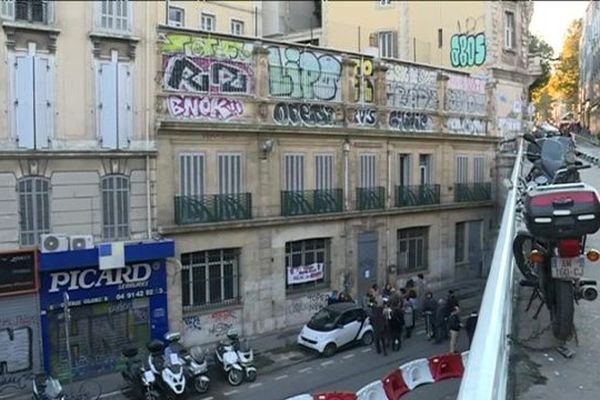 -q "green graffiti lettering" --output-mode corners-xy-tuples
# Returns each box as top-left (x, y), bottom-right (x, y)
(450, 32), (486, 68)
(162, 33), (253, 62)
